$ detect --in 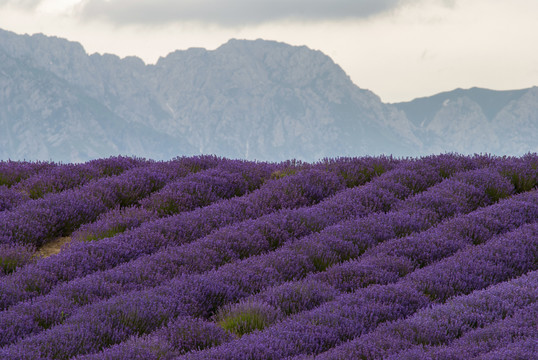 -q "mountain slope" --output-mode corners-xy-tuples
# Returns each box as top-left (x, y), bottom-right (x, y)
(147, 39), (422, 160)
(393, 87), (528, 127)
(0, 28), (536, 162)
(393, 87), (537, 155)
(492, 87), (538, 154)
(0, 29), (421, 162)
